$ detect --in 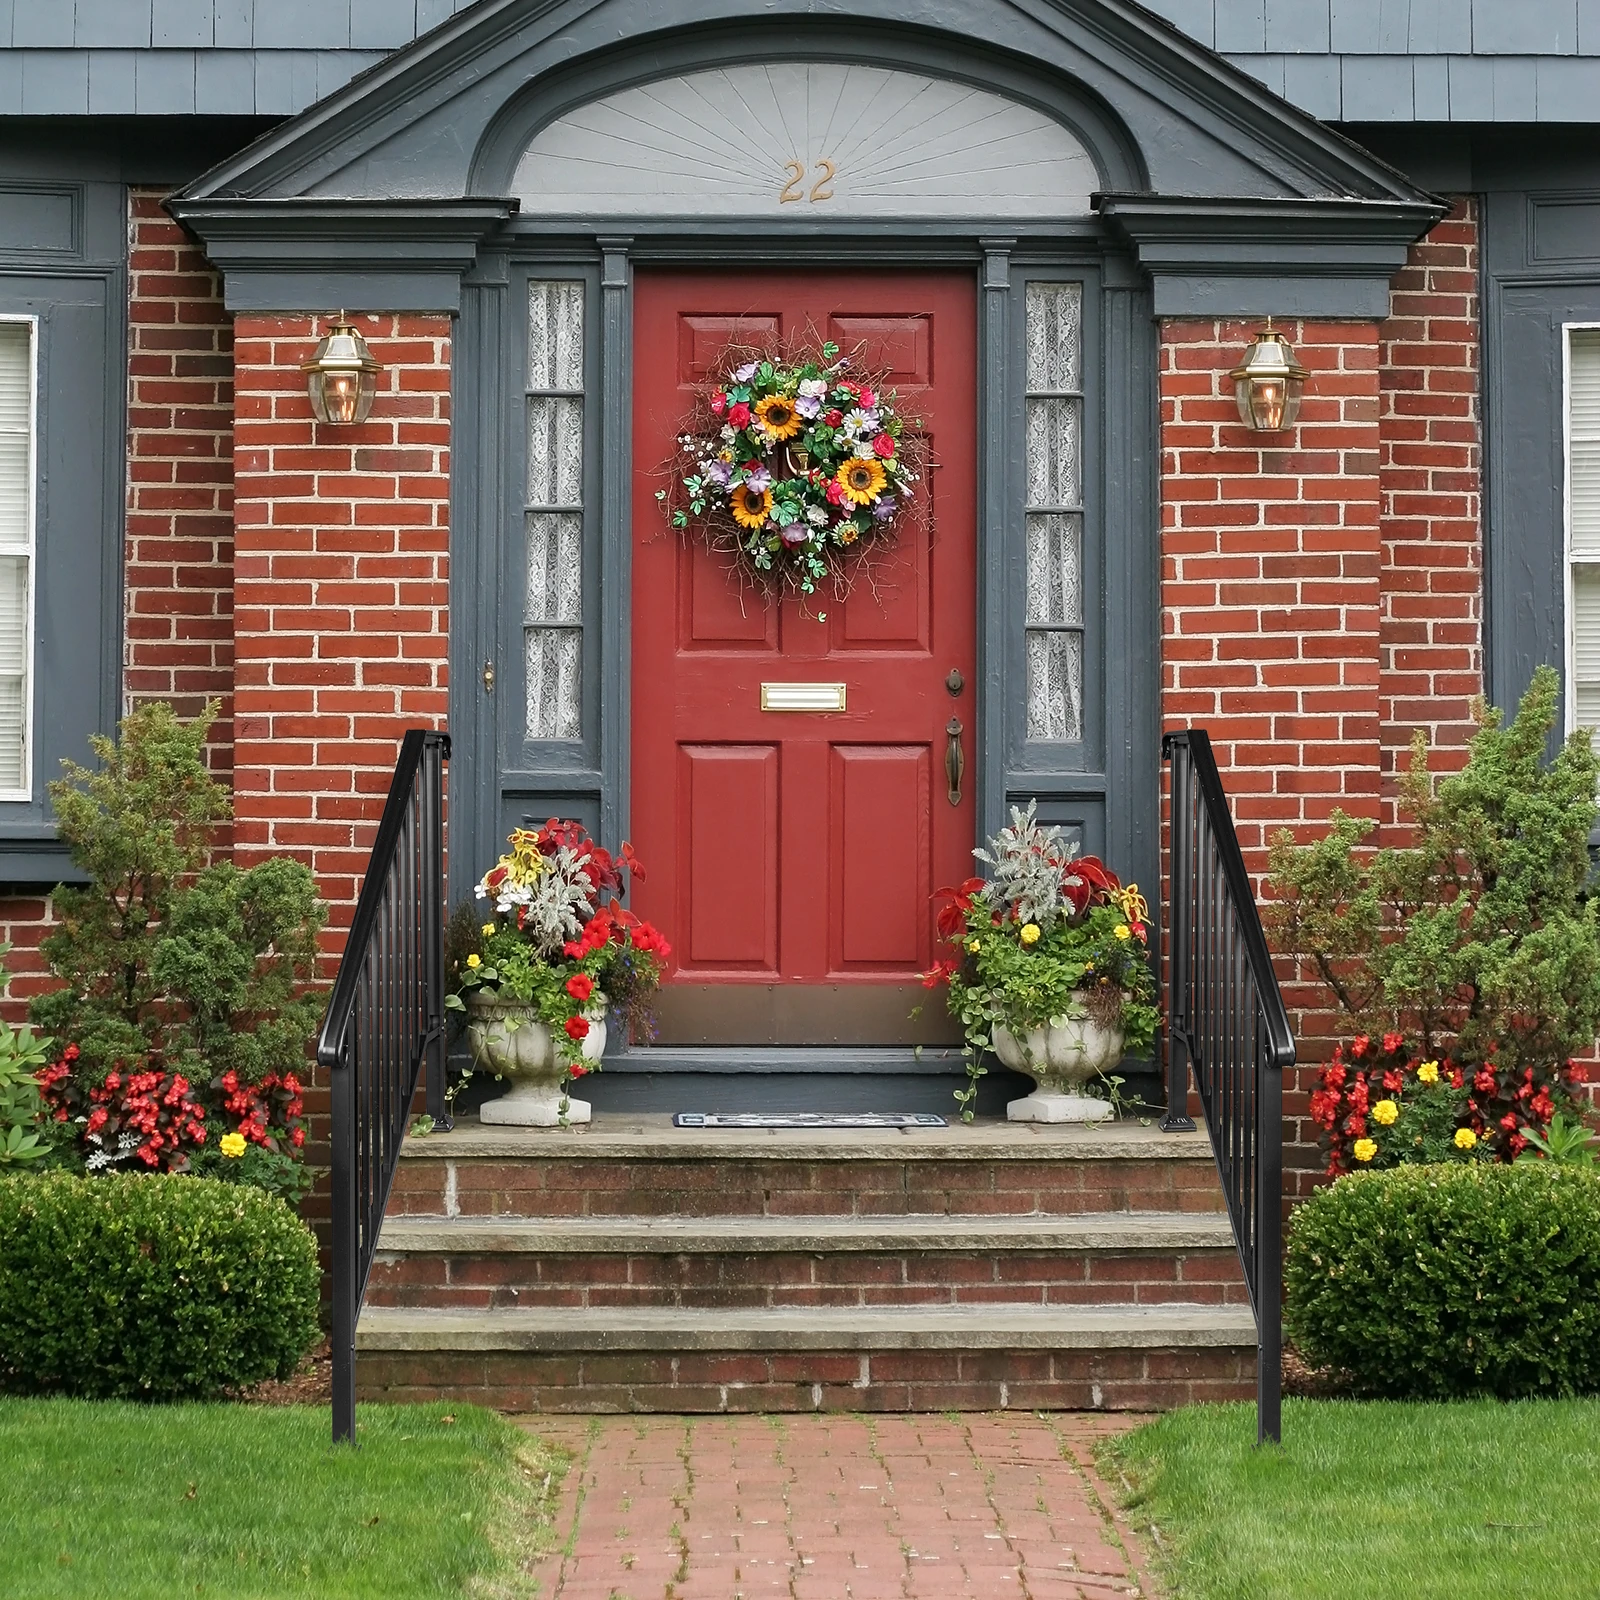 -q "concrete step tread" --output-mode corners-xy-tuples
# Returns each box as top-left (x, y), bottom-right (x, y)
(402, 1113), (1211, 1164)
(356, 1302), (1258, 1353)
(376, 1210), (1237, 1256)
